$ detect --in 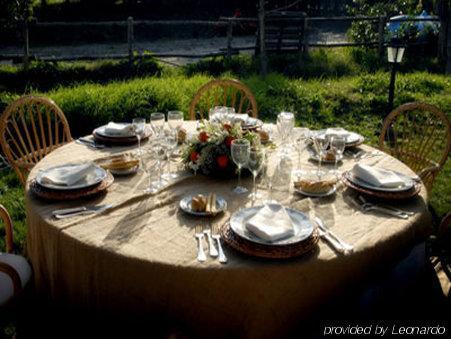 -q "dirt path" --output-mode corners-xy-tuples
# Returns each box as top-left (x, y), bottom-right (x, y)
(1, 24), (348, 66)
